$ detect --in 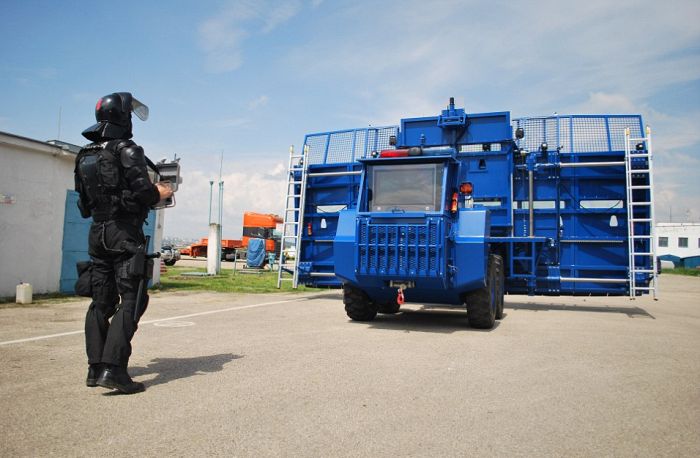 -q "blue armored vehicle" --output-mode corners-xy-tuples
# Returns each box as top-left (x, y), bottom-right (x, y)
(278, 99), (657, 329)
